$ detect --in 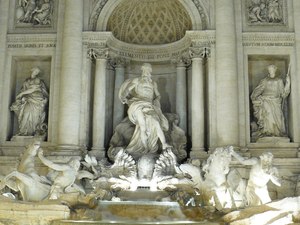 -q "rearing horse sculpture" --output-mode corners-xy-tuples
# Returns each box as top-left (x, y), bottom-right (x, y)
(0, 141), (51, 201)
